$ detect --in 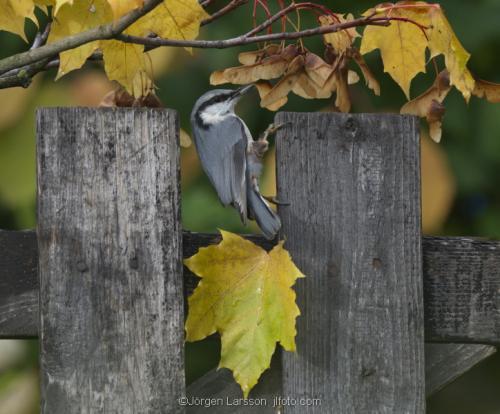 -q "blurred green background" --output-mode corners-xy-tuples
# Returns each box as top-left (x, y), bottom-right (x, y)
(1, 1), (500, 412)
